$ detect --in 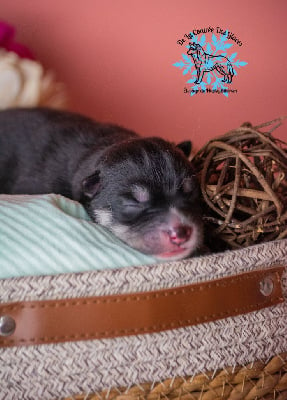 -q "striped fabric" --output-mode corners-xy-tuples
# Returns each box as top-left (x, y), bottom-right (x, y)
(0, 194), (156, 279)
